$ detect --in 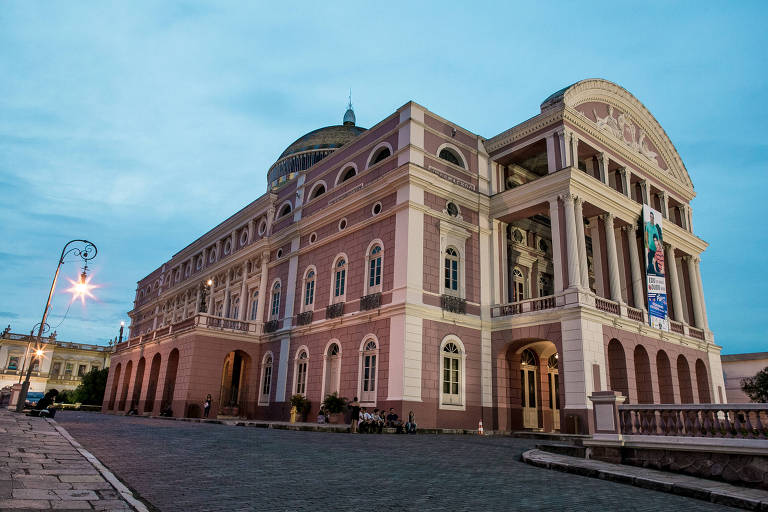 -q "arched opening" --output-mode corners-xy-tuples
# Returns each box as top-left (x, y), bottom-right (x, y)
(259, 353), (273, 405)
(118, 360), (133, 411)
(656, 350), (675, 404)
(324, 343), (341, 397)
(547, 353), (560, 430)
(656, 350), (674, 403)
(279, 203), (291, 218)
(360, 339), (378, 404)
(161, 349), (179, 414)
(370, 146), (391, 166)
(144, 354), (162, 413)
(108, 363), (121, 410)
(438, 147), (464, 168)
(310, 183), (326, 199)
(520, 348), (539, 429)
(131, 357), (146, 411)
(633, 345), (653, 404)
(695, 359), (711, 403)
(677, 355), (694, 403)
(607, 339), (629, 399)
(340, 167), (356, 183)
(220, 350), (251, 416)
